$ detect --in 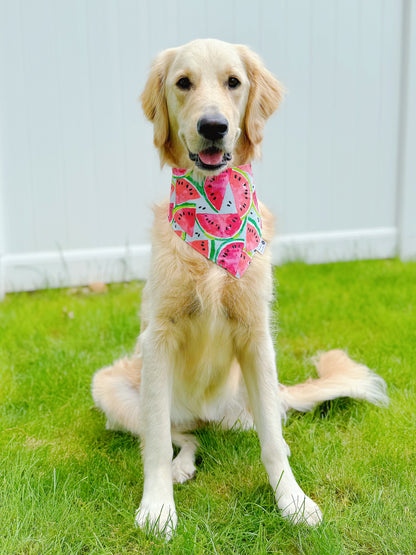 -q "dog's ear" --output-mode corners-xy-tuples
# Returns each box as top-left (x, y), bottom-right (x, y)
(237, 46), (285, 160)
(141, 49), (176, 151)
